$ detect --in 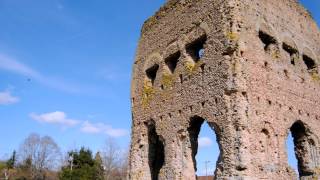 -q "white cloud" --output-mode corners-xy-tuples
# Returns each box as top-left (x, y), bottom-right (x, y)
(0, 53), (90, 93)
(0, 90), (19, 105)
(81, 121), (128, 137)
(29, 111), (127, 138)
(198, 137), (213, 148)
(0, 54), (40, 78)
(30, 111), (80, 127)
